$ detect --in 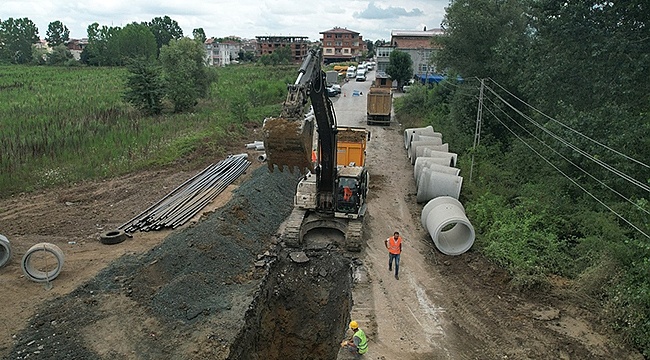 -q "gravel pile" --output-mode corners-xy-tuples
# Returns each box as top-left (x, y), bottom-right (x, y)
(7, 166), (299, 360)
